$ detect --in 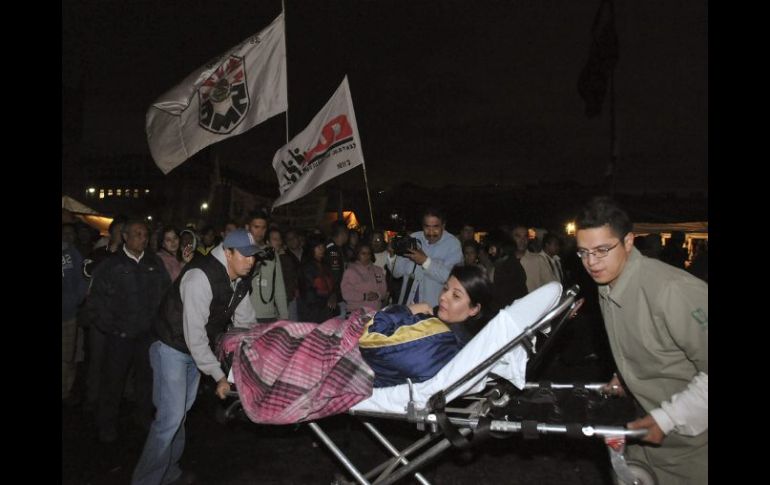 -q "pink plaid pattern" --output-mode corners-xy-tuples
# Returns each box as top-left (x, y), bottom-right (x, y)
(218, 310), (374, 424)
